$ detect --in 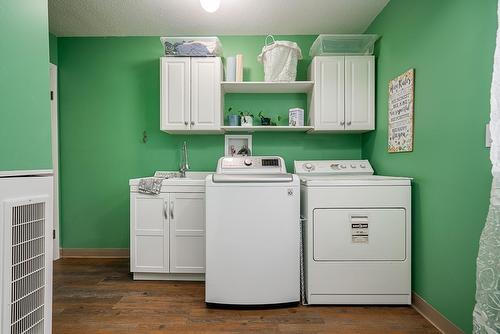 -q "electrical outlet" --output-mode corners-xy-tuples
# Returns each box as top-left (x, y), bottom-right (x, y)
(486, 123), (492, 148)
